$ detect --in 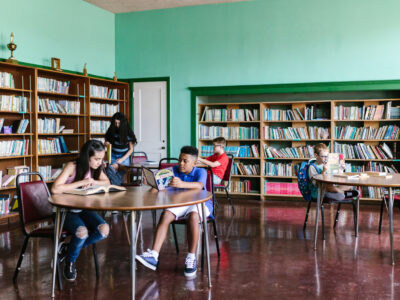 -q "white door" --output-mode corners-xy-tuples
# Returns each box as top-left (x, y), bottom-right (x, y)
(133, 81), (167, 161)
